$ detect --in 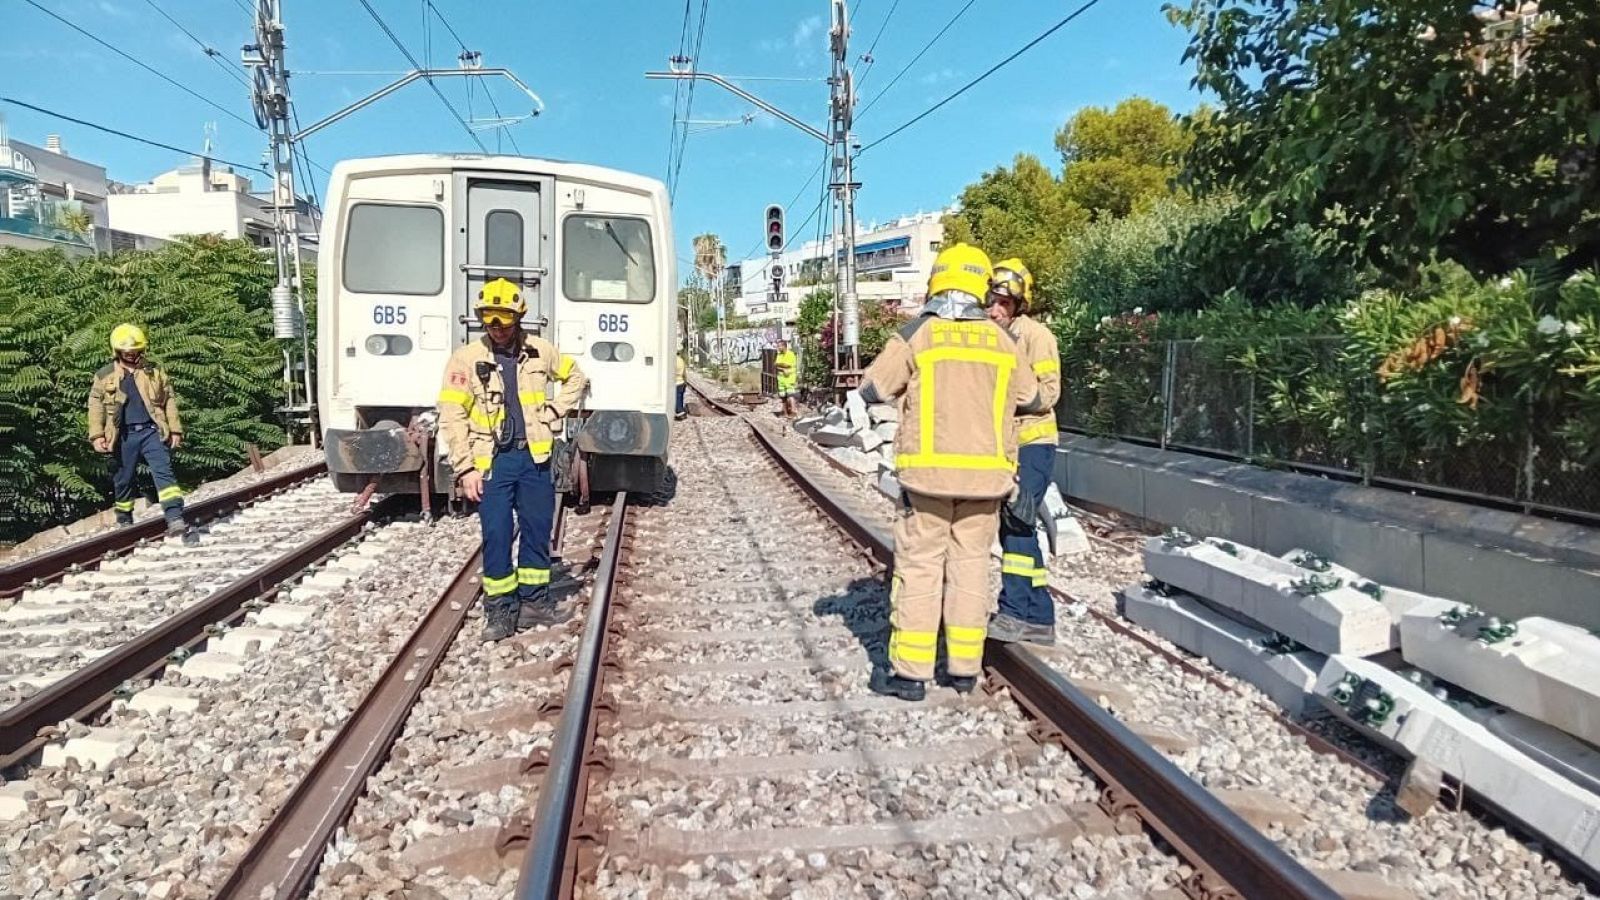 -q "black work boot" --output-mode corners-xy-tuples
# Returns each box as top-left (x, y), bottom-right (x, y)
(481, 598), (519, 642)
(946, 674), (978, 694)
(869, 669), (926, 702)
(516, 597), (571, 631)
